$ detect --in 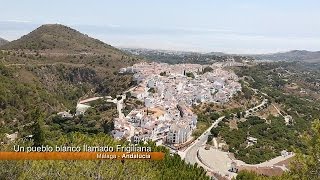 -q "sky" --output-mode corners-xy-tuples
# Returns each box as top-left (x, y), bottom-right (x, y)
(0, 0), (319, 54)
